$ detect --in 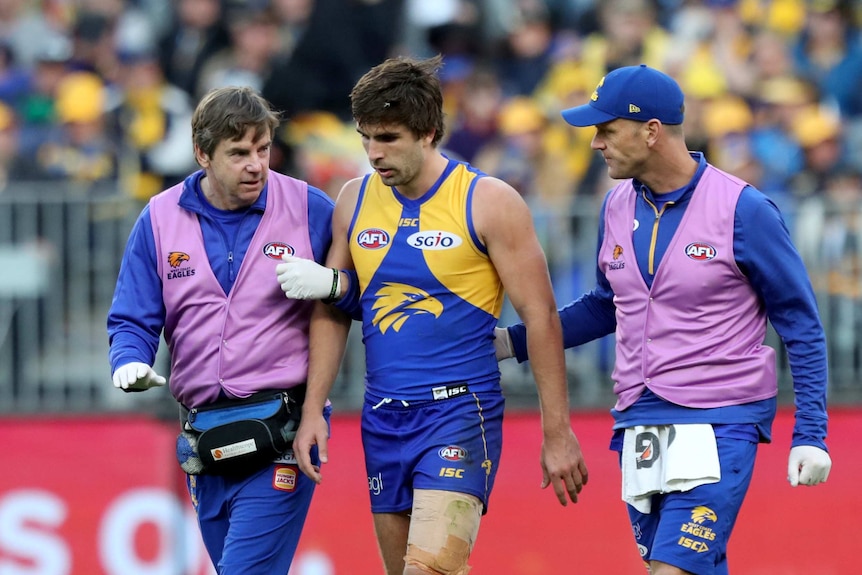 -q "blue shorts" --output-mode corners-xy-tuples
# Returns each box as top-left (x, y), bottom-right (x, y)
(626, 436), (757, 575)
(361, 391), (504, 514)
(189, 405), (330, 574)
